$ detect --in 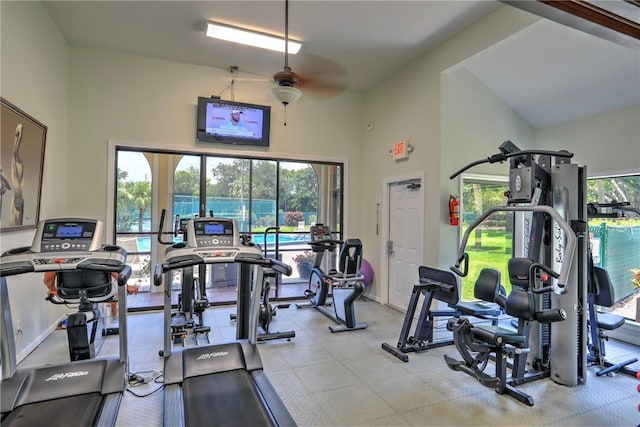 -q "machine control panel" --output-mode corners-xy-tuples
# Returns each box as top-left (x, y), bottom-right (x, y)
(188, 218), (238, 248)
(1, 218), (127, 277)
(162, 217), (259, 268)
(310, 224), (332, 242)
(33, 219), (102, 253)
